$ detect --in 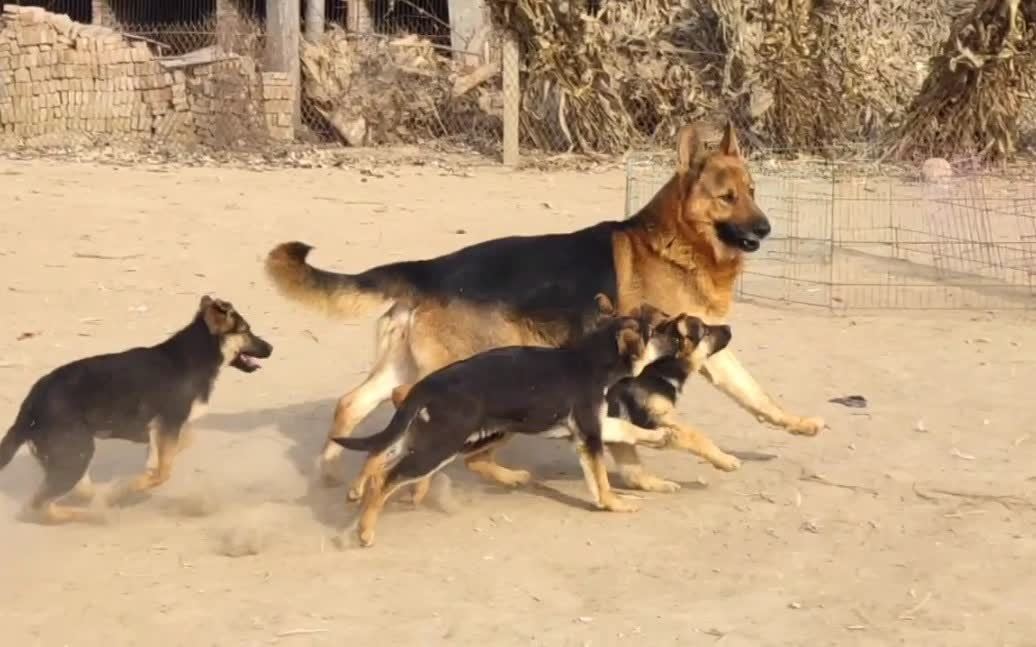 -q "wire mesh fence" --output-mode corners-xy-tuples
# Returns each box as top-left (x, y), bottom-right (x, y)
(625, 152), (1036, 311)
